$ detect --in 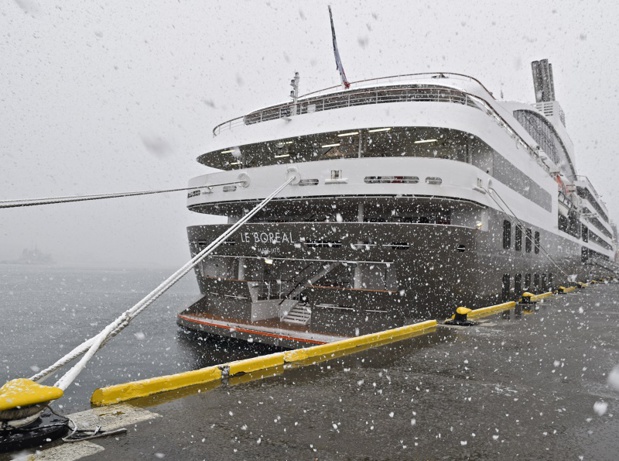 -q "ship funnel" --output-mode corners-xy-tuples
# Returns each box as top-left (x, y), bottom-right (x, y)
(531, 60), (566, 129)
(531, 59), (556, 102)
